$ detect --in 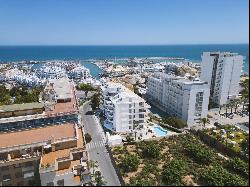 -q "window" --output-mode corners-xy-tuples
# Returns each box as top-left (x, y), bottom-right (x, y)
(15, 172), (23, 178)
(17, 181), (24, 186)
(129, 126), (132, 129)
(28, 180), (35, 186)
(1, 166), (9, 171)
(13, 163), (21, 168)
(57, 179), (64, 186)
(2, 174), (11, 181)
(47, 182), (54, 186)
(25, 161), (33, 167)
(139, 102), (144, 107)
(139, 114), (144, 118)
